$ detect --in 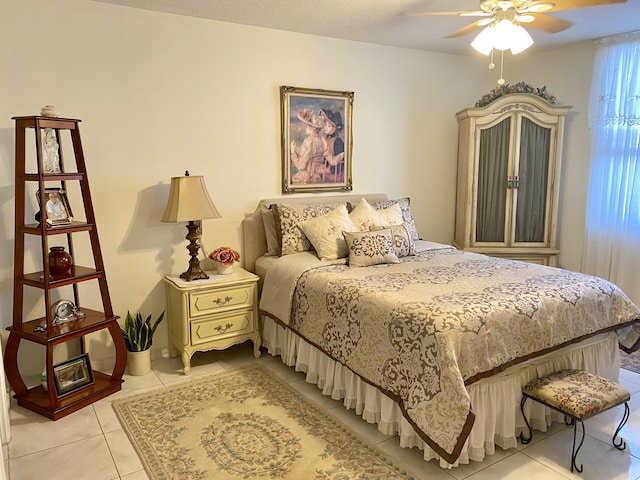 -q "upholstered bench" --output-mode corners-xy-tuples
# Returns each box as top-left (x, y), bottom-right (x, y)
(520, 369), (630, 473)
